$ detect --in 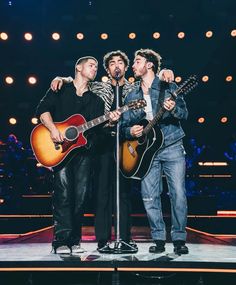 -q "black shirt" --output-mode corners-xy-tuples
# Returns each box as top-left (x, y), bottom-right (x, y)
(36, 82), (105, 151)
(36, 82), (104, 122)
